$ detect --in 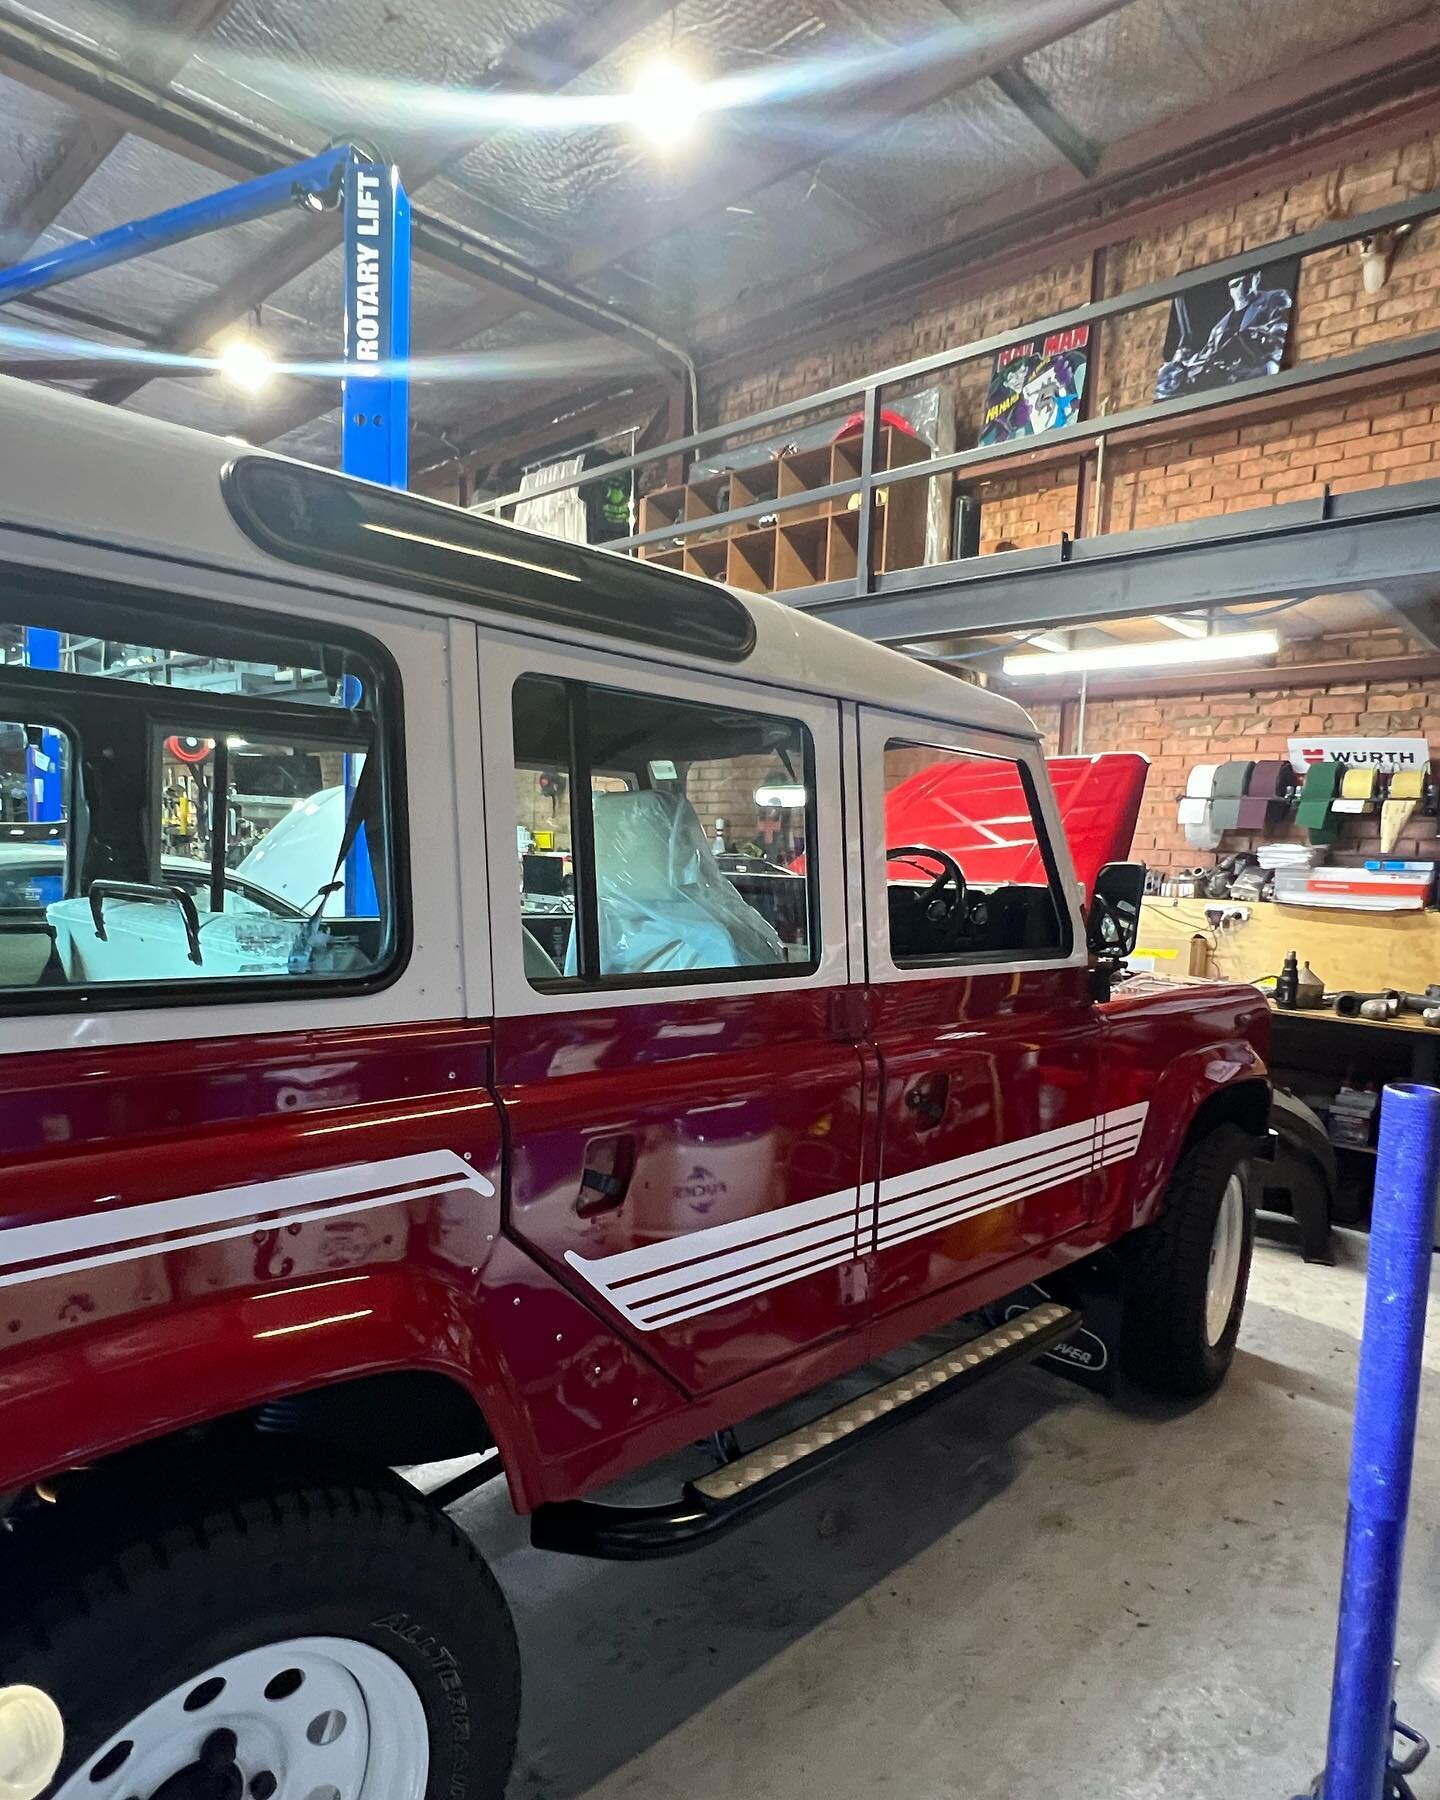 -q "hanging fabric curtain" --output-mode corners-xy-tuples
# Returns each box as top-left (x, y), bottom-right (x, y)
(512, 454), (587, 544)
